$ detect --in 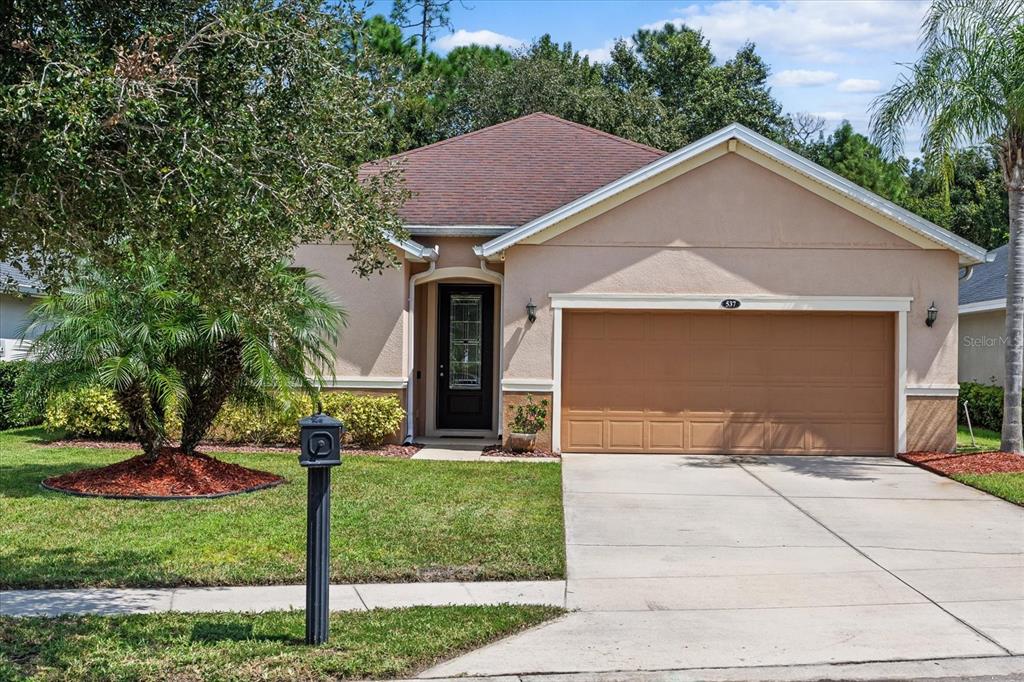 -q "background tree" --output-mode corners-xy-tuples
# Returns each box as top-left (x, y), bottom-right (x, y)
(802, 122), (910, 204)
(390, 0), (460, 58)
(1, 0), (409, 308)
(871, 0), (1024, 452)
